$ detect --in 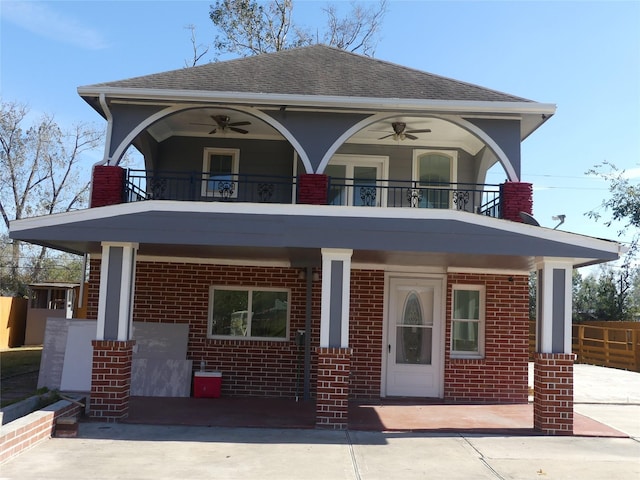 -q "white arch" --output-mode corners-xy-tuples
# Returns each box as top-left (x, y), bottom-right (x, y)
(108, 106), (518, 181)
(316, 113), (389, 173)
(438, 114), (518, 181)
(109, 104), (192, 166)
(234, 108), (313, 173)
(108, 104), (313, 172)
(316, 112), (518, 181)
